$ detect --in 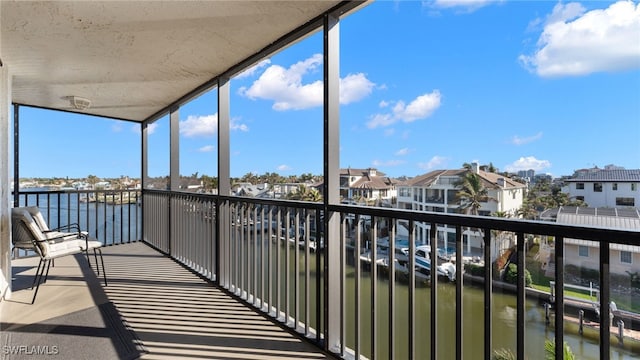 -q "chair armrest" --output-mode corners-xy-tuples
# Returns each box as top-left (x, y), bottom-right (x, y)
(50, 223), (82, 233)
